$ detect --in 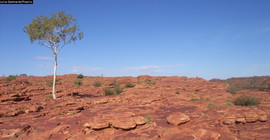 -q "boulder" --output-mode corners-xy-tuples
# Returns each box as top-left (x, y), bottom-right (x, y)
(133, 116), (146, 125)
(167, 112), (190, 126)
(245, 112), (258, 123)
(91, 120), (109, 130)
(112, 117), (136, 130)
